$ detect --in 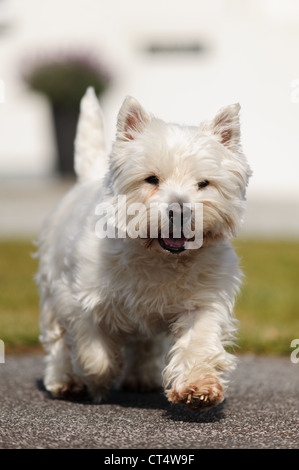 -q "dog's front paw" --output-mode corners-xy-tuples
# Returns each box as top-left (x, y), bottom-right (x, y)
(166, 374), (224, 410)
